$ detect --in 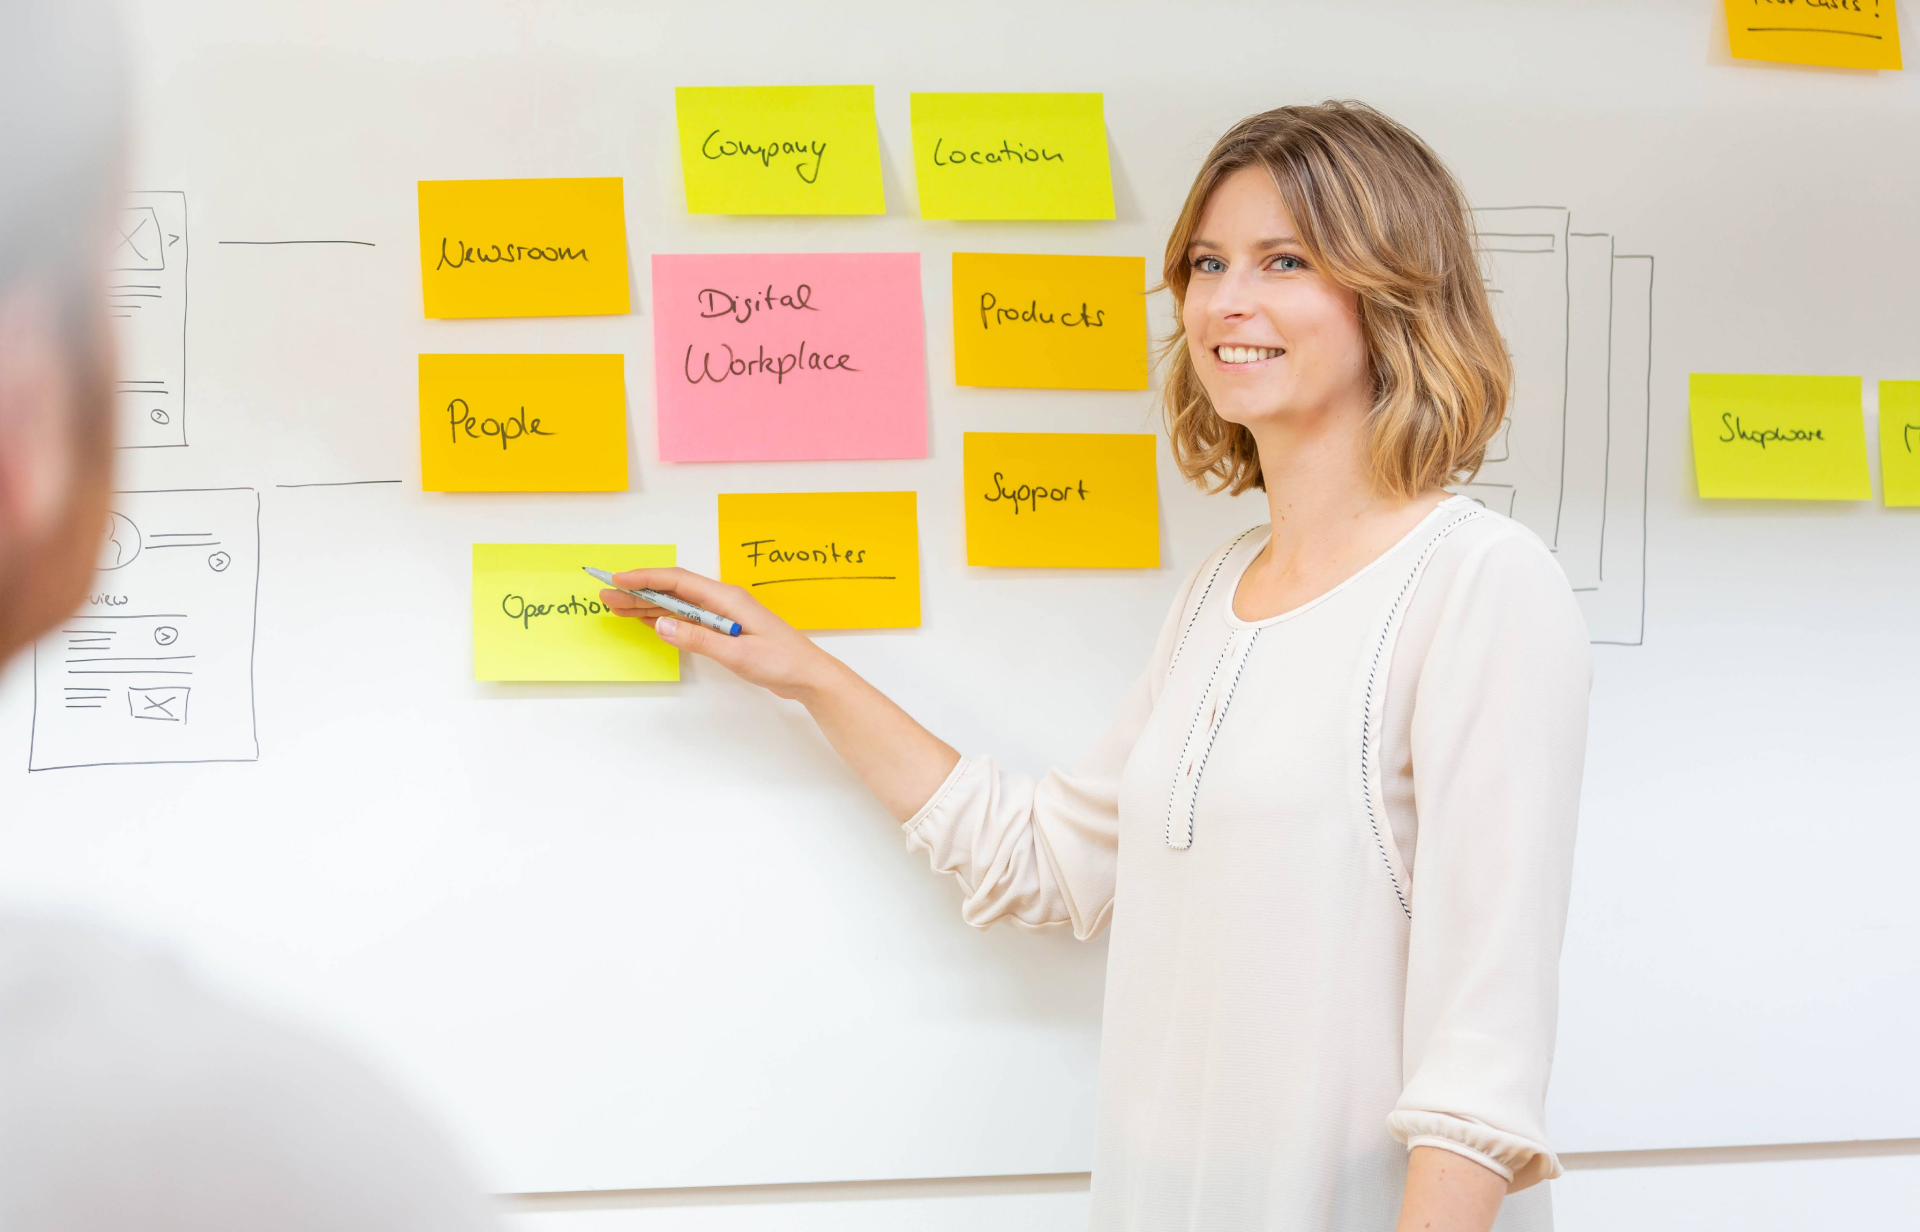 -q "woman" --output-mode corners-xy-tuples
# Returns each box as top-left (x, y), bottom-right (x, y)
(605, 102), (1590, 1232)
